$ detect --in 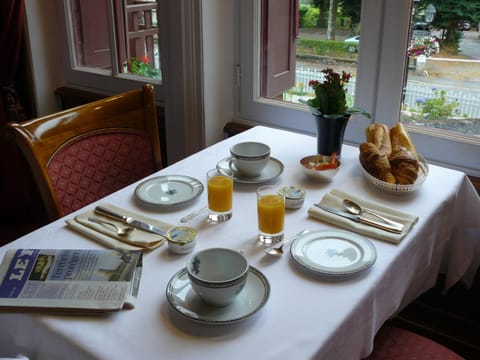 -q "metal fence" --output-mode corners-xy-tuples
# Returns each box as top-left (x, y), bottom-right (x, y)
(403, 82), (480, 118)
(293, 67), (480, 118)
